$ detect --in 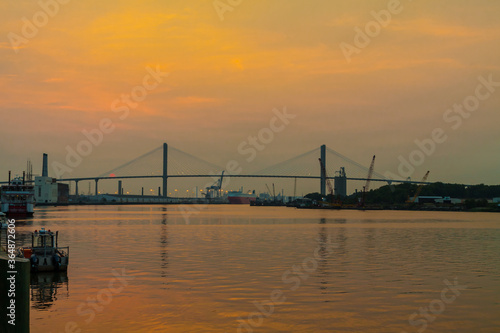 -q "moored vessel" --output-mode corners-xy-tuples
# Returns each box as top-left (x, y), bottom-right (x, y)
(1, 172), (35, 217)
(18, 228), (69, 272)
(227, 188), (257, 204)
